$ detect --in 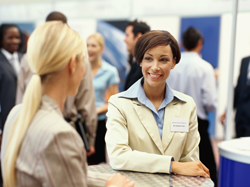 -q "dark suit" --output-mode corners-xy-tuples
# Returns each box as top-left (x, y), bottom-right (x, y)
(0, 51), (23, 130)
(124, 61), (143, 91)
(234, 56), (250, 137)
